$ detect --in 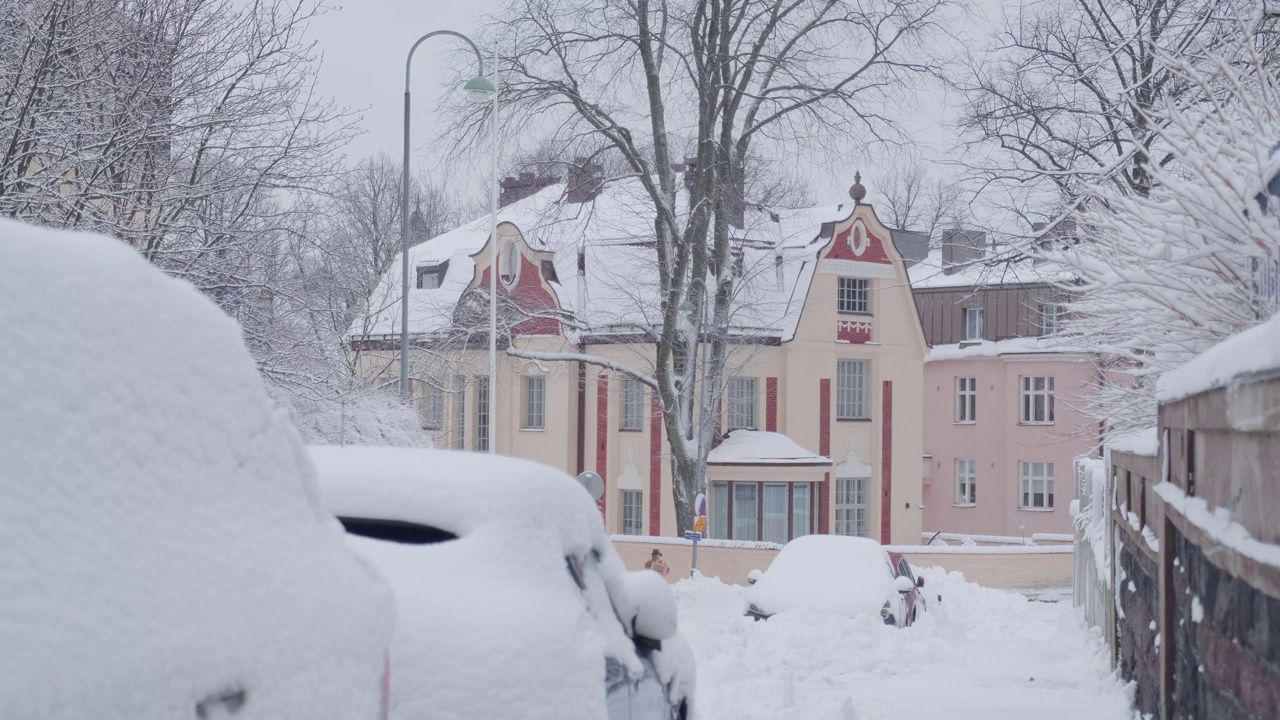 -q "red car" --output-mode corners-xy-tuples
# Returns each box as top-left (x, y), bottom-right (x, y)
(745, 535), (927, 627)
